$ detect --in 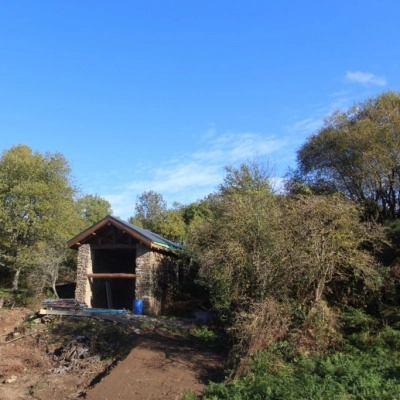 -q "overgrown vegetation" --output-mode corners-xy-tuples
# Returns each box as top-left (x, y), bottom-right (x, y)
(0, 144), (112, 298)
(184, 92), (400, 398)
(1, 91), (400, 398)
